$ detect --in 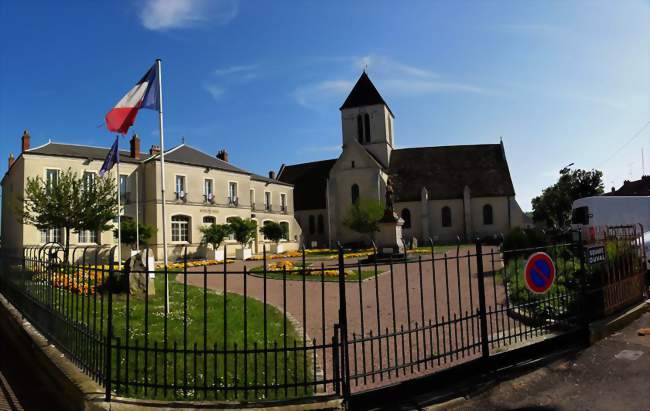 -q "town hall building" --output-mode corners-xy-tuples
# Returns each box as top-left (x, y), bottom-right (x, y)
(278, 72), (526, 247)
